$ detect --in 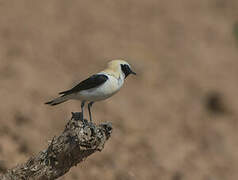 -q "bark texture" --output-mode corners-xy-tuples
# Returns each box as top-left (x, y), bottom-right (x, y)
(0, 112), (112, 180)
